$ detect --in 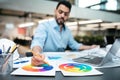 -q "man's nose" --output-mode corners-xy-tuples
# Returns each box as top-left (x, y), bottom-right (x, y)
(61, 13), (65, 17)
